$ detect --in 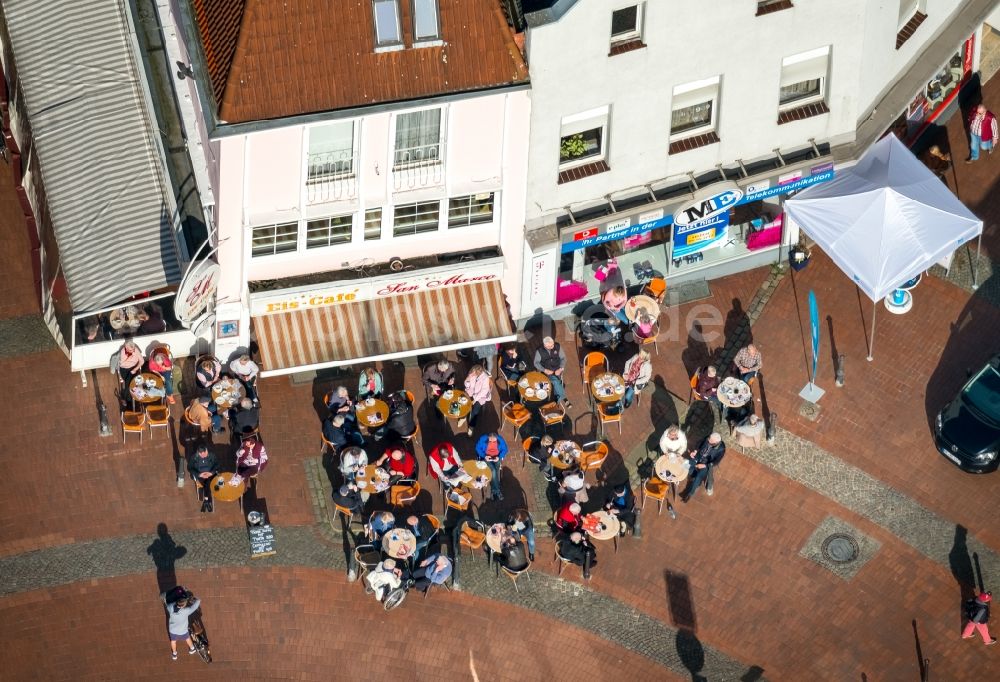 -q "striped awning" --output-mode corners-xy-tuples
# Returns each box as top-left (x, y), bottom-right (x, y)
(253, 281), (516, 376)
